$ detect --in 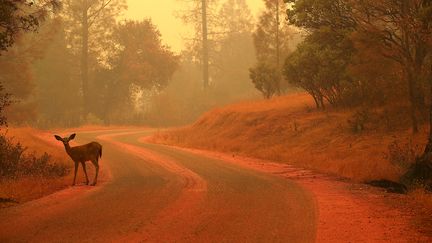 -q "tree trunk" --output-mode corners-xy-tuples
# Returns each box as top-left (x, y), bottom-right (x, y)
(311, 93), (320, 109)
(402, 64), (432, 190)
(400, 2), (419, 133)
(414, 42), (428, 110)
(276, 0), (280, 68)
(81, 0), (89, 117)
(275, 0), (281, 95)
(423, 64), (432, 156)
(407, 69), (419, 133)
(320, 95), (325, 109)
(201, 0), (209, 89)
